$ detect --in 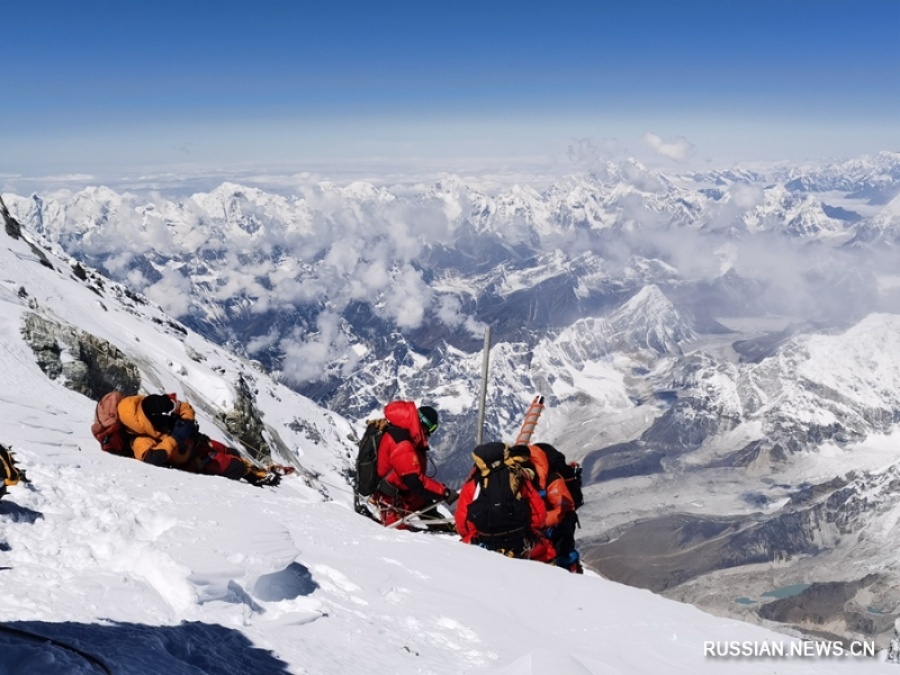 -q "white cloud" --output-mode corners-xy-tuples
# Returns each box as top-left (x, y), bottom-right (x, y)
(643, 132), (694, 162)
(567, 137), (627, 167)
(436, 294), (488, 338)
(13, 161), (891, 384)
(436, 295), (465, 329)
(379, 265), (430, 329)
(144, 267), (195, 317)
(246, 328), (280, 355)
(279, 311), (351, 383)
(729, 183), (765, 210)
